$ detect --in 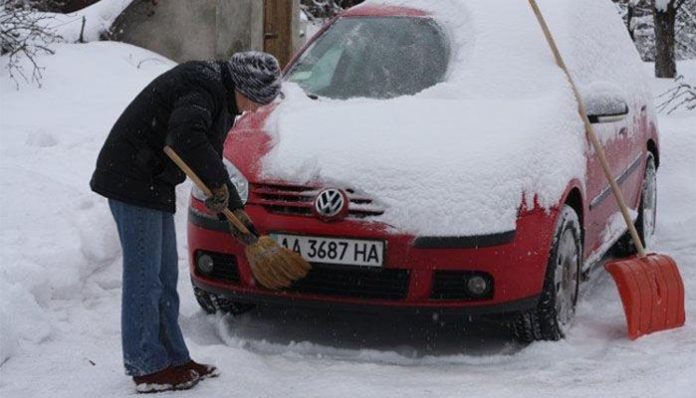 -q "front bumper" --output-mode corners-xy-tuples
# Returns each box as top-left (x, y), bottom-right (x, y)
(187, 198), (558, 315)
(193, 277), (539, 316)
